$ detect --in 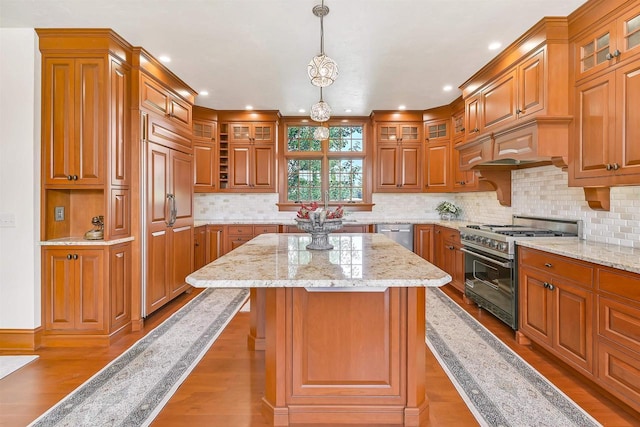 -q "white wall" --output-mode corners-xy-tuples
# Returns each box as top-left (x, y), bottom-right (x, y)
(0, 28), (41, 329)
